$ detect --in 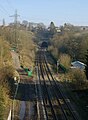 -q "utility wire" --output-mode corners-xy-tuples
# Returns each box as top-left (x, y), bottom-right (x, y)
(0, 4), (10, 16)
(6, 0), (15, 11)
